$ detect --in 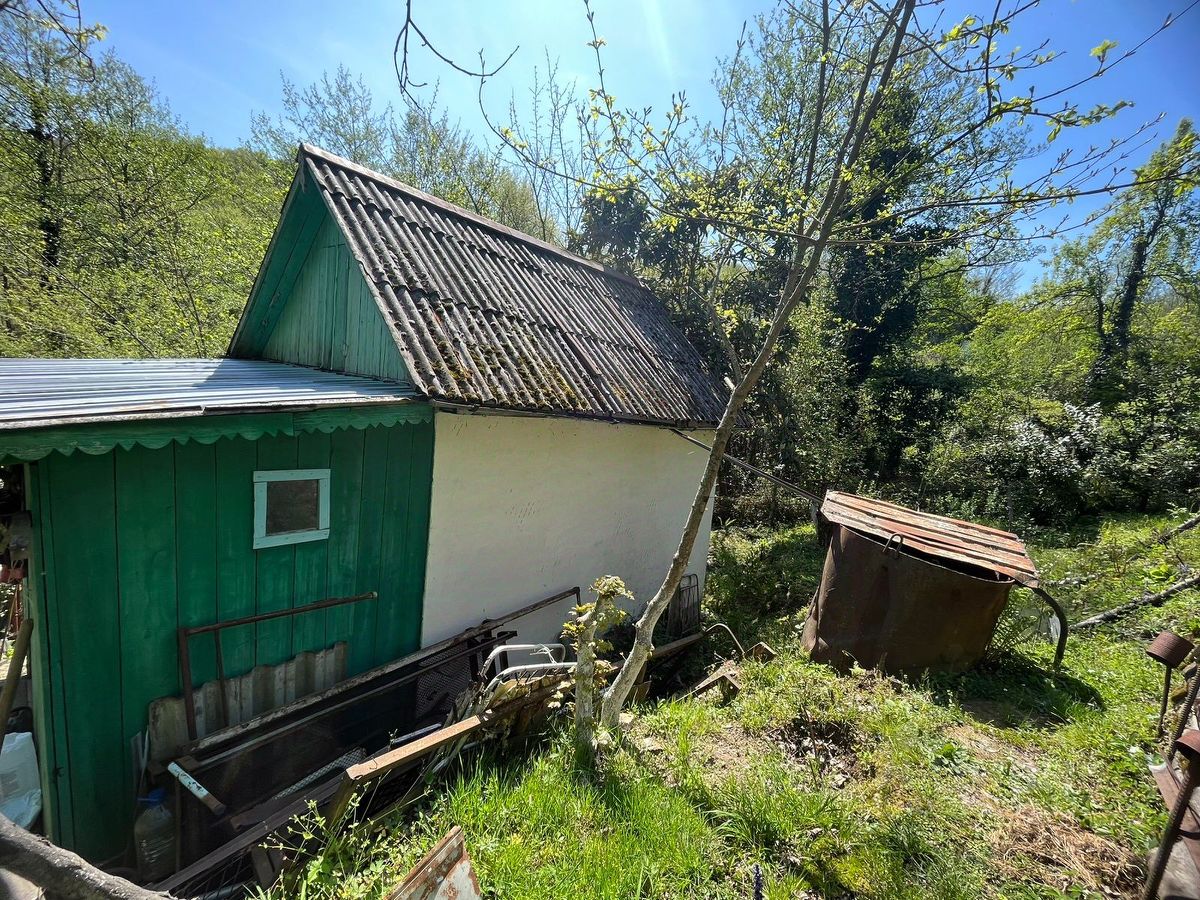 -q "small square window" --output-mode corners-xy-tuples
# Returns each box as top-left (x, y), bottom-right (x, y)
(253, 469), (330, 549)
